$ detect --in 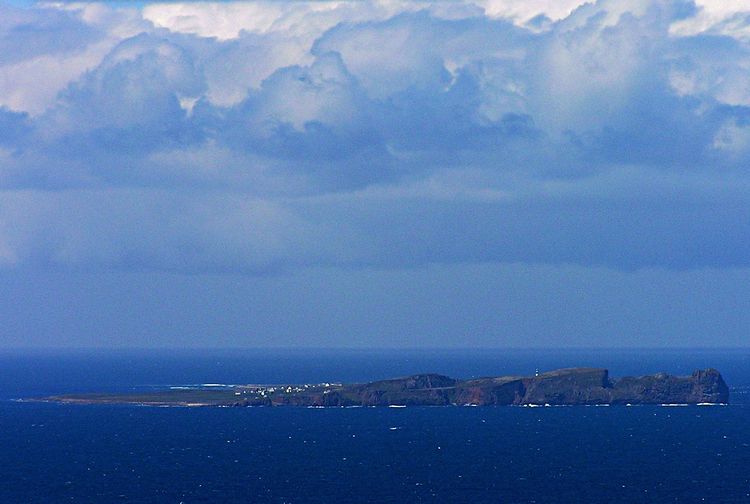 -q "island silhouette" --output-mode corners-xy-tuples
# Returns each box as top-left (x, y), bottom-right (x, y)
(37, 368), (729, 407)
